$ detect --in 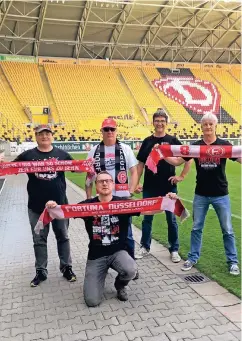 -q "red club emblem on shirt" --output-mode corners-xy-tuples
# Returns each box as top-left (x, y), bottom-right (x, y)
(152, 76), (221, 115)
